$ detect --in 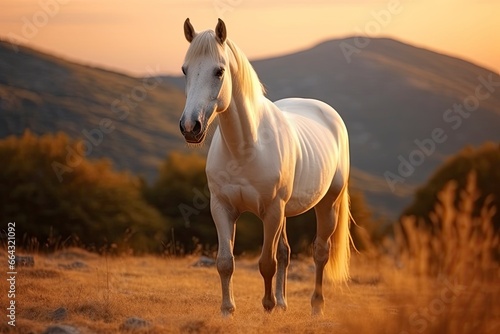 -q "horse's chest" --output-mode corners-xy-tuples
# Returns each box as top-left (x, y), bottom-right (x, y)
(207, 162), (283, 215)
